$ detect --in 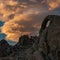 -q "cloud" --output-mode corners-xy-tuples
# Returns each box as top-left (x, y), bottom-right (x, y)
(0, 0), (60, 41)
(46, 0), (60, 10)
(1, 8), (48, 41)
